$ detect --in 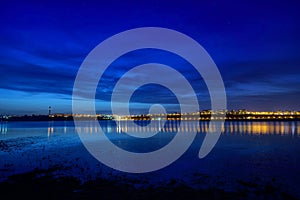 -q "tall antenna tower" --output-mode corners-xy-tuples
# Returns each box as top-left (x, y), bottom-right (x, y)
(48, 106), (52, 116)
